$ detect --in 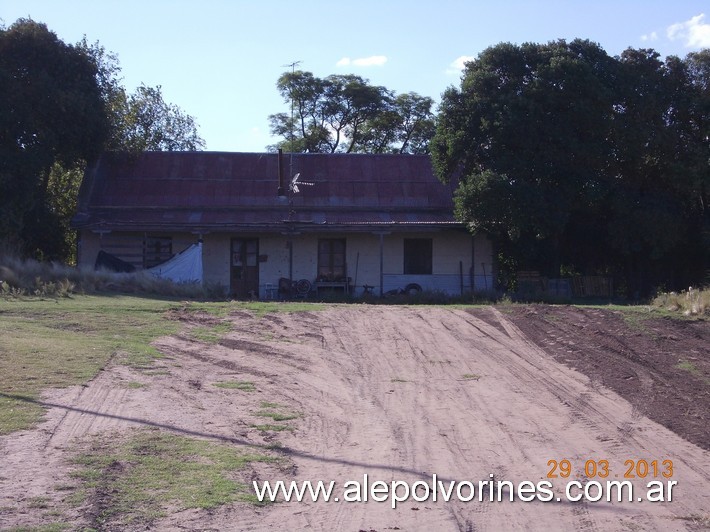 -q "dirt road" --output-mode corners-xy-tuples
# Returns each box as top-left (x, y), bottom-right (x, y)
(1, 305), (708, 531)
